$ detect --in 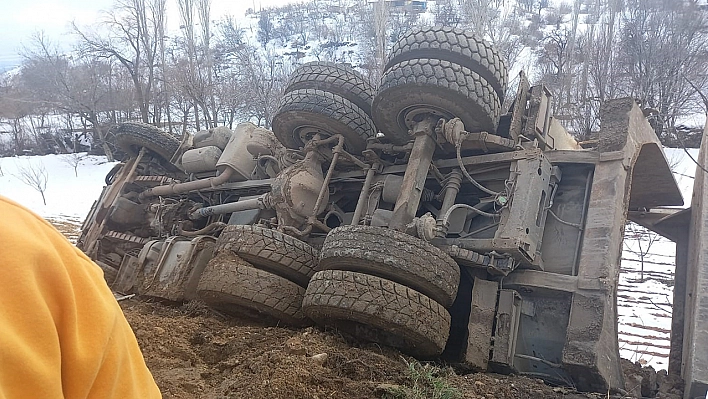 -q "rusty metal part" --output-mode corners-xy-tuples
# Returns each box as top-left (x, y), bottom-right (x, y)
(80, 148), (146, 257)
(390, 116), (439, 231)
(311, 135), (345, 222)
(141, 166), (235, 199)
(439, 170), (463, 218)
(178, 222), (227, 236)
(269, 148), (327, 229)
(189, 196), (266, 220)
(351, 162), (379, 226)
(132, 175), (180, 187)
(366, 142), (414, 153)
(104, 230), (150, 245)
